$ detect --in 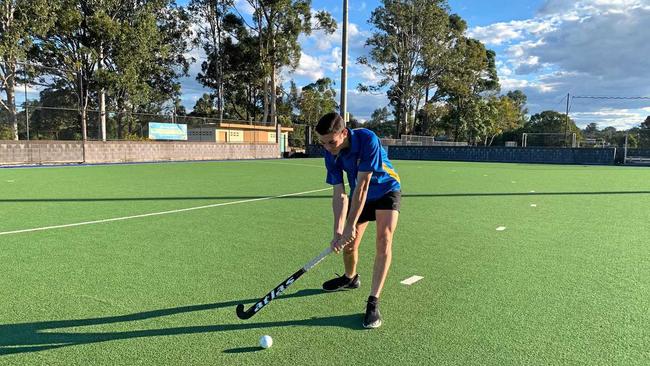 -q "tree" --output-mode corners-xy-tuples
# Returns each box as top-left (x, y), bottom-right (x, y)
(241, 0), (334, 125)
(641, 116), (650, 129)
(506, 89), (528, 124)
(275, 81), (301, 127)
(190, 93), (217, 117)
(482, 96), (520, 146)
(437, 38), (499, 142)
(218, 18), (265, 121)
(414, 102), (449, 137)
(298, 77), (337, 126)
(189, 0), (233, 123)
(525, 110), (582, 146)
(0, 0), (55, 139)
(365, 107), (396, 137)
(28, 88), (78, 139)
(106, 1), (193, 137)
(584, 122), (599, 136)
(635, 116), (650, 147)
(360, 0), (454, 137)
(30, 0), (192, 140)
